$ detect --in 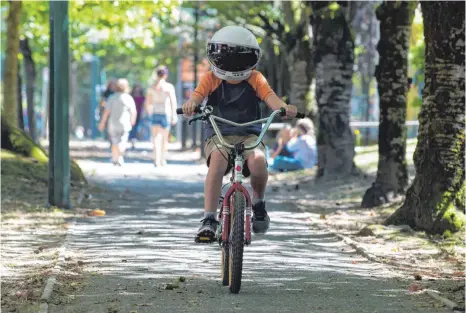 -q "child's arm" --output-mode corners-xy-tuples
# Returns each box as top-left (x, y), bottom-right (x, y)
(181, 74), (212, 115)
(254, 72), (297, 118)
